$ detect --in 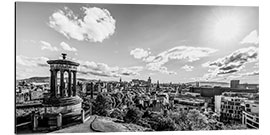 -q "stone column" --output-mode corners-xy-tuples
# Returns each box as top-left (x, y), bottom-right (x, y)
(50, 70), (56, 97)
(73, 71), (77, 96)
(81, 109), (85, 123)
(68, 71), (72, 97)
(57, 113), (62, 128)
(60, 70), (64, 97)
(90, 82), (93, 99)
(55, 70), (59, 96)
(33, 113), (38, 131)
